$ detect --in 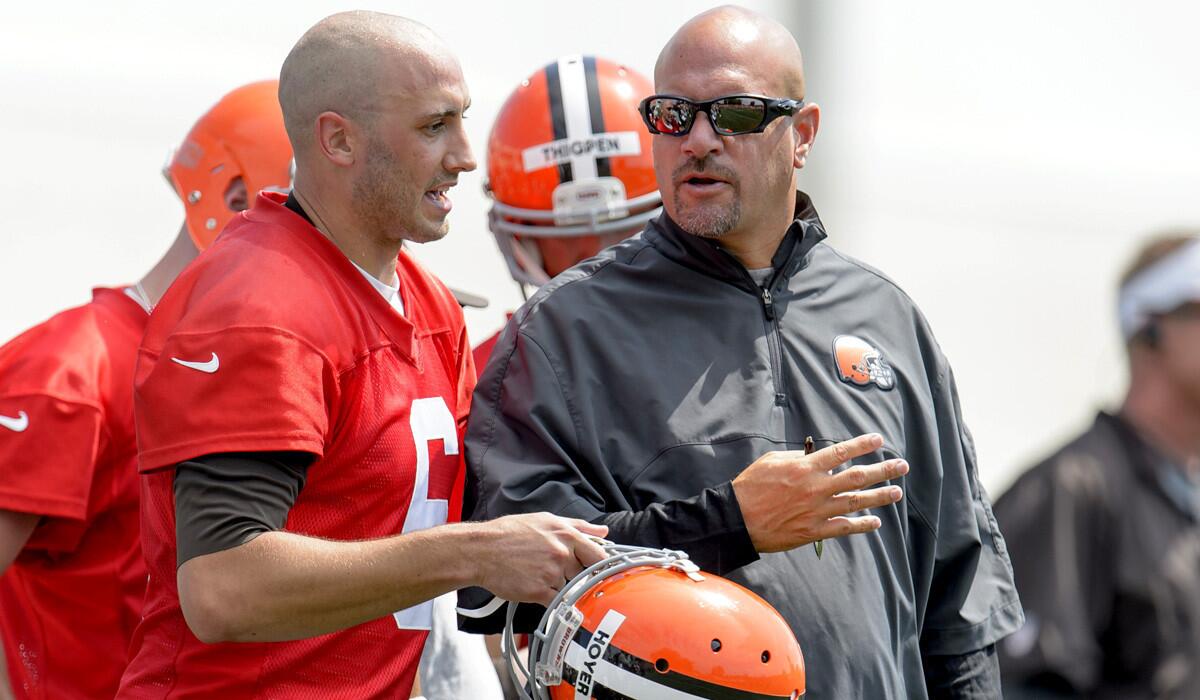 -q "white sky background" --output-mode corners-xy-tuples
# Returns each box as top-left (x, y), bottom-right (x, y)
(0, 1), (1197, 493)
